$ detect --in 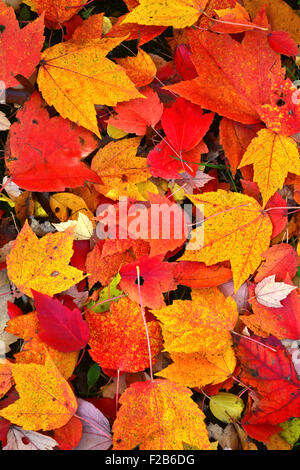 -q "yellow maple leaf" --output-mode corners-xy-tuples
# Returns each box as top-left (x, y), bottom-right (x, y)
(122, 0), (208, 28)
(0, 354), (77, 431)
(5, 312), (78, 380)
(180, 190), (273, 292)
(239, 129), (300, 207)
(158, 344), (236, 388)
(37, 36), (143, 137)
(152, 288), (238, 354)
(6, 221), (85, 297)
(91, 137), (154, 200)
(113, 379), (211, 450)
